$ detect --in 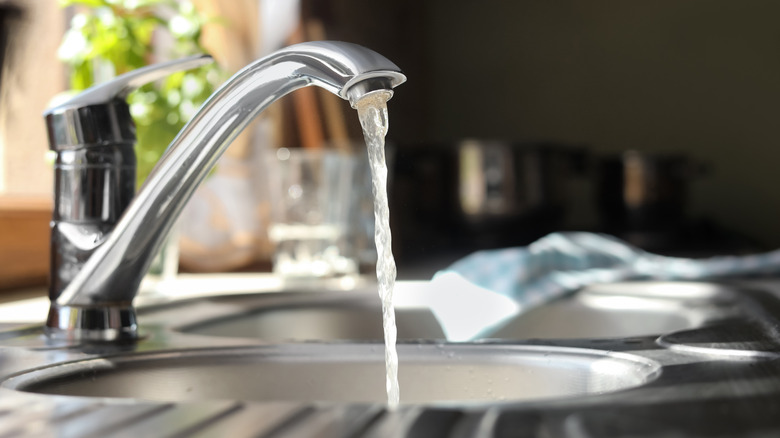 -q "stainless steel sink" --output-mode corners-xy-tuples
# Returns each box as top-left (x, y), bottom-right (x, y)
(490, 281), (727, 339)
(174, 298), (446, 341)
(0, 279), (773, 437)
(157, 281), (731, 342)
(5, 344), (660, 405)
